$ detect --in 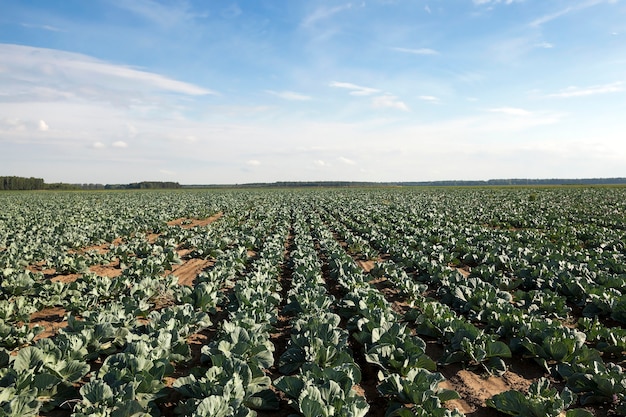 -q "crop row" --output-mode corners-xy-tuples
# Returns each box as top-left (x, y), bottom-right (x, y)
(0, 187), (625, 416)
